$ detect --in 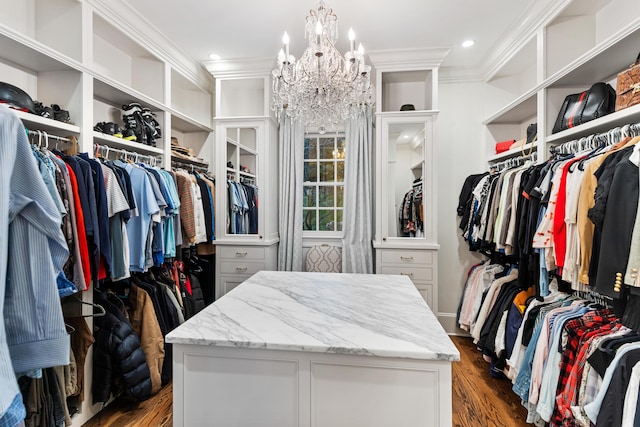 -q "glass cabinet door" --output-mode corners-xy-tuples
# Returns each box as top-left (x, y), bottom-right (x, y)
(378, 114), (434, 244)
(224, 125), (259, 235)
